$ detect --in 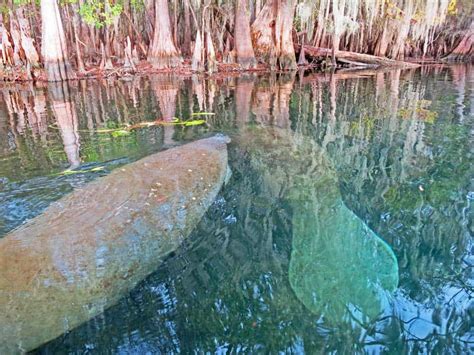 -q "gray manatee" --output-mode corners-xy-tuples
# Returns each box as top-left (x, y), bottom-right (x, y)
(0, 135), (230, 353)
(236, 125), (398, 325)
